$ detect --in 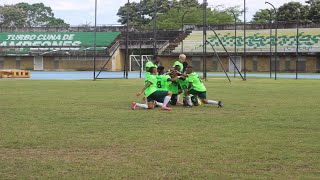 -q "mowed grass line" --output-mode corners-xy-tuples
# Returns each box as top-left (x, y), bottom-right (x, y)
(0, 78), (319, 179)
